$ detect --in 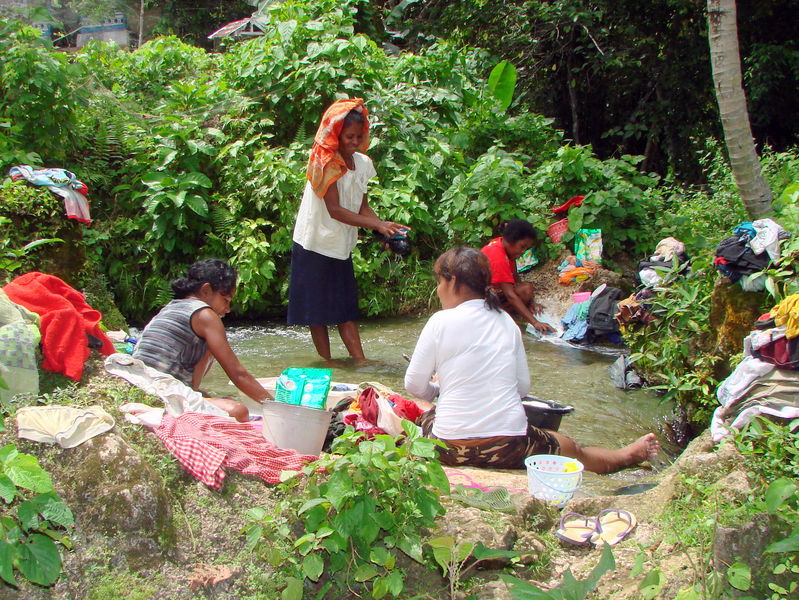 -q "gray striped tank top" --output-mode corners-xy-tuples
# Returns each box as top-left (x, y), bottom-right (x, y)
(132, 298), (211, 386)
